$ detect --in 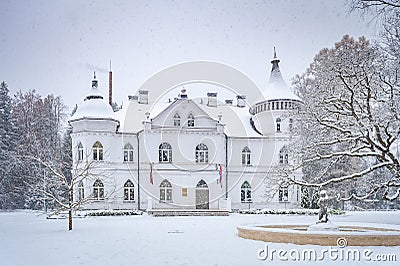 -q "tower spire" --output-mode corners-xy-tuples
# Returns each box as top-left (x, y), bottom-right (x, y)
(269, 47), (285, 85)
